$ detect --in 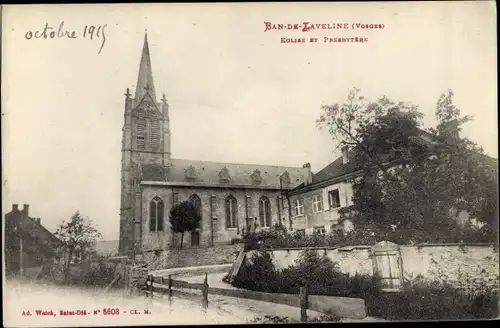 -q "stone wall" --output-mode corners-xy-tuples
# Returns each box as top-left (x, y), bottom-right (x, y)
(138, 244), (242, 271)
(140, 185), (289, 251)
(265, 244), (499, 291)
